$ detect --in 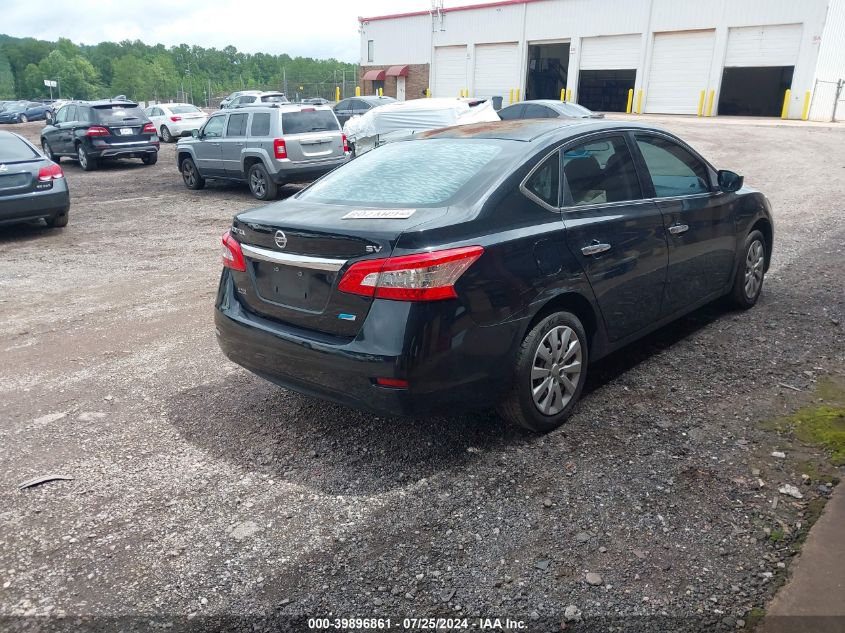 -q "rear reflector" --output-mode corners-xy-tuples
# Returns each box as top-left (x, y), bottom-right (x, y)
(85, 126), (109, 137)
(375, 377), (409, 389)
(37, 164), (64, 181)
(338, 246), (484, 301)
(142, 122), (156, 134)
(221, 230), (246, 272)
(273, 138), (287, 159)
